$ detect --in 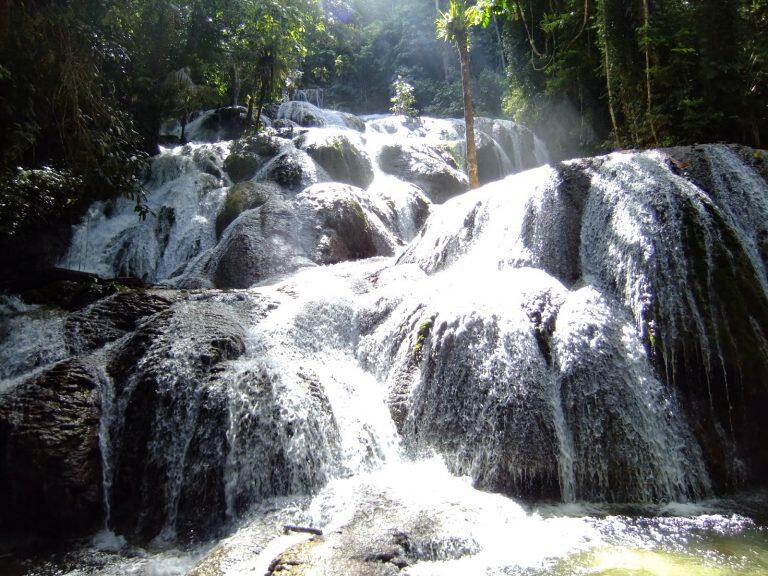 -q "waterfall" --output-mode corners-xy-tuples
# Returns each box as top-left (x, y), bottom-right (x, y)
(3, 104), (768, 573)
